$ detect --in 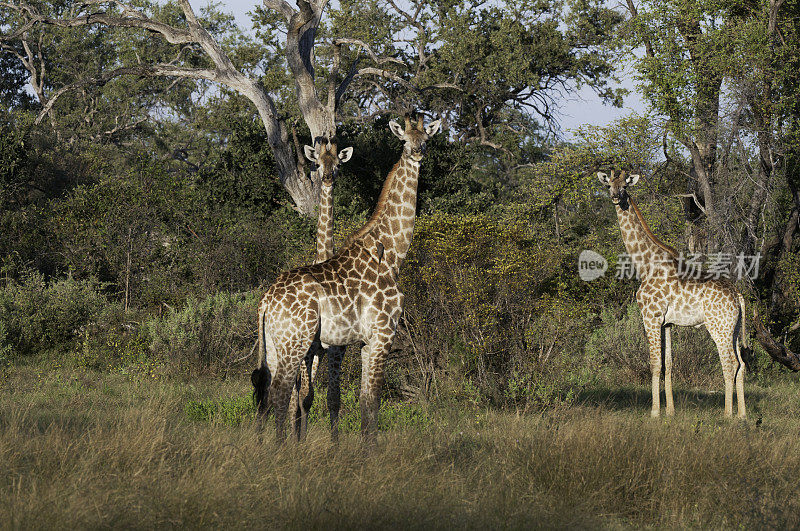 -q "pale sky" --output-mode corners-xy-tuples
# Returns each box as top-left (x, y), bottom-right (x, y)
(214, 0), (647, 137)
